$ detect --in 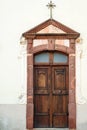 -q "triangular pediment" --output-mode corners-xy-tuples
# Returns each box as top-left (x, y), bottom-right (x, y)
(23, 19), (80, 39)
(37, 25), (66, 34)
